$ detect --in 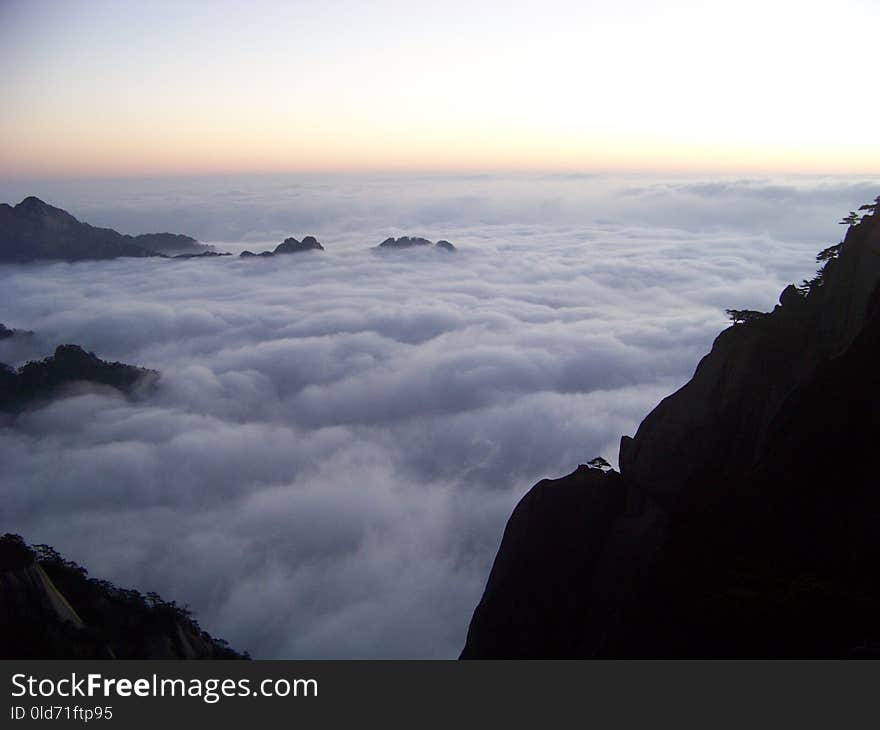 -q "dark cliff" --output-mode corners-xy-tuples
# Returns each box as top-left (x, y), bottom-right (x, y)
(462, 203), (880, 658)
(0, 535), (245, 659)
(0, 197), (205, 262)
